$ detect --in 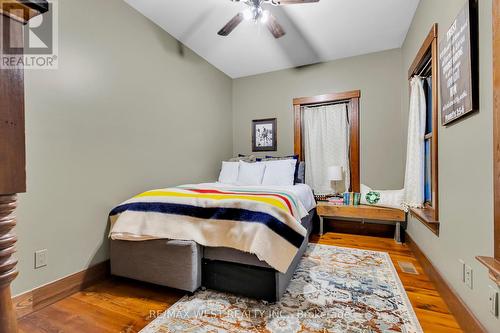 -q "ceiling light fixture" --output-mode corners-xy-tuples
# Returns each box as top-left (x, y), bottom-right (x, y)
(243, 8), (253, 20)
(218, 0), (320, 39)
(260, 10), (270, 24)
